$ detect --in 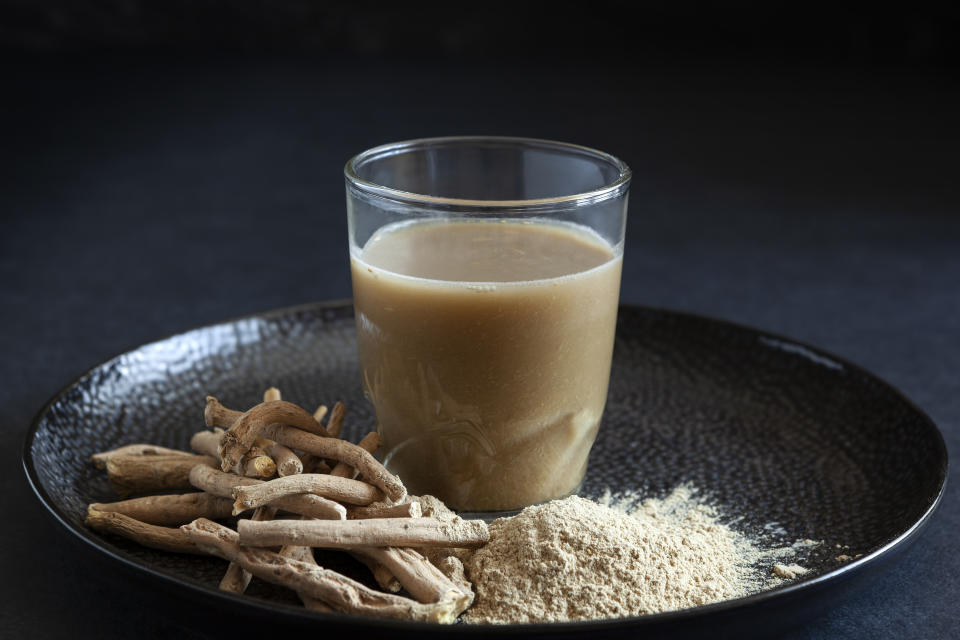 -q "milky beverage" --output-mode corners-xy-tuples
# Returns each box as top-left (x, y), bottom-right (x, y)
(351, 219), (622, 511)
